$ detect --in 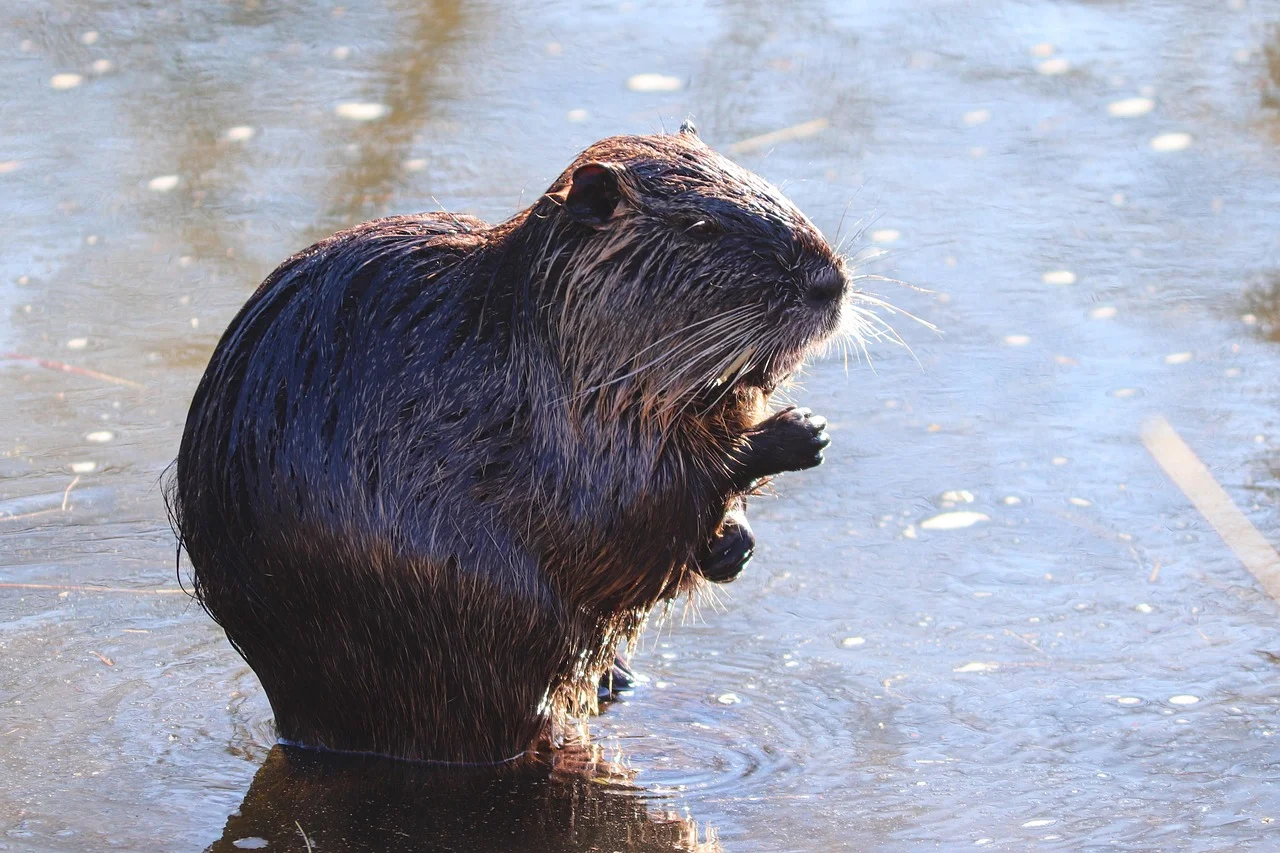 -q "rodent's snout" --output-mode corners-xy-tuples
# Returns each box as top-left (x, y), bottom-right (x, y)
(805, 266), (847, 307)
